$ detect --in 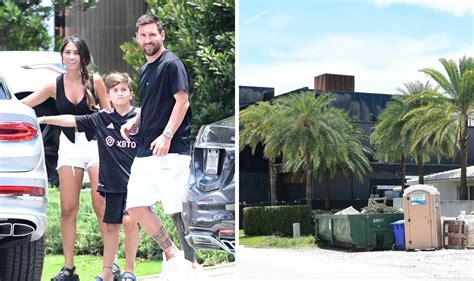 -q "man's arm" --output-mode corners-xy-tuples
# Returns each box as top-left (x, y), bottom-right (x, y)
(38, 115), (77, 127)
(150, 90), (190, 156)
